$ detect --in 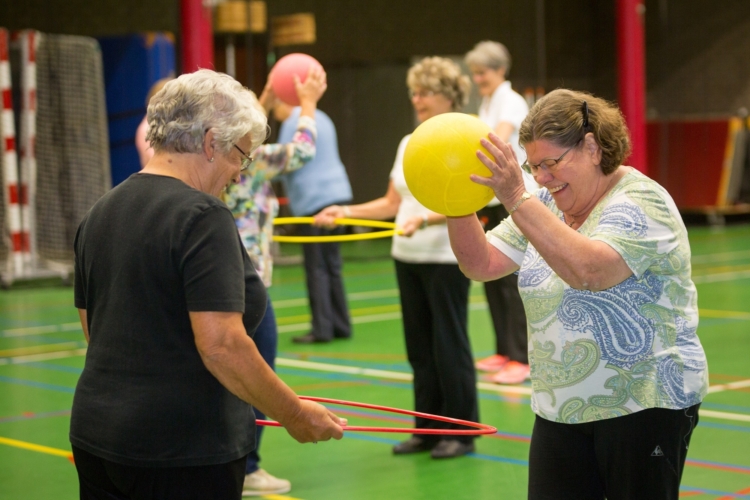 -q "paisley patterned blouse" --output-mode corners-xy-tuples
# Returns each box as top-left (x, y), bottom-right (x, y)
(223, 115), (317, 287)
(488, 169), (708, 423)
